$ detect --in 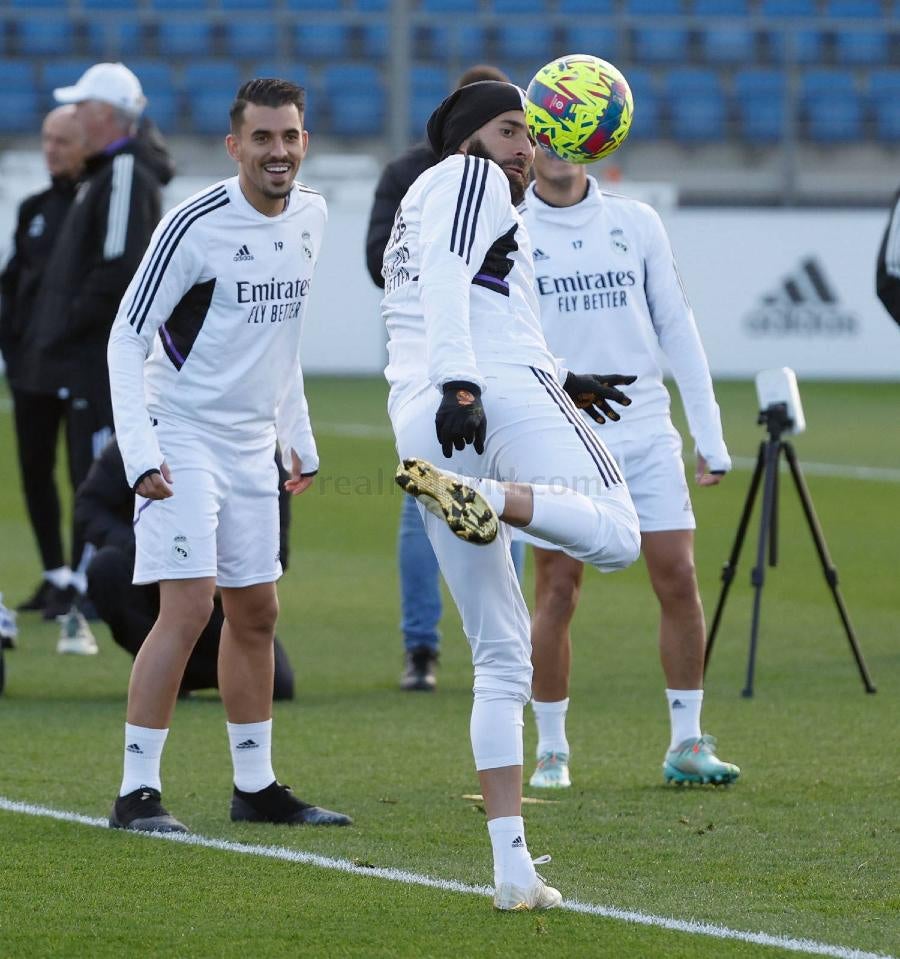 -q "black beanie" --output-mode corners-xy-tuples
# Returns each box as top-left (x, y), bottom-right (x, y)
(426, 81), (526, 159)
